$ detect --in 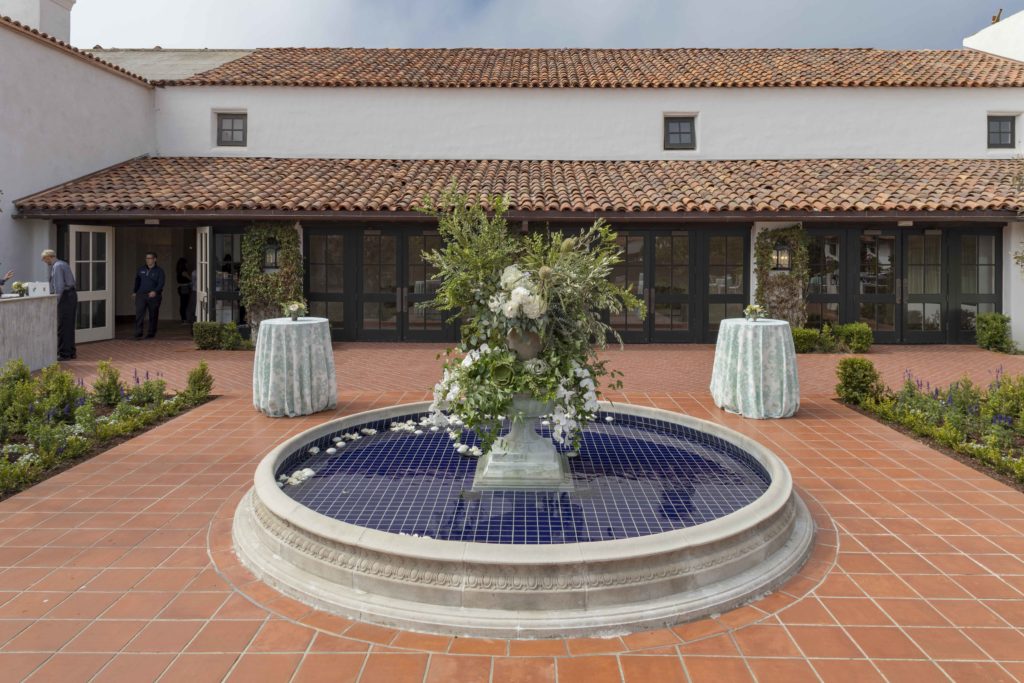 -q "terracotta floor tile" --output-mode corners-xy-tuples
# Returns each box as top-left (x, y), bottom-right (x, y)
(556, 655), (623, 683)
(963, 627), (1024, 661)
(248, 619), (315, 653)
(492, 656), (556, 683)
(786, 625), (863, 658)
(819, 597), (892, 626)
(224, 652), (302, 682)
(124, 620), (204, 653)
(0, 652), (49, 681)
(873, 598), (951, 627)
(904, 626), (989, 660)
(777, 597), (837, 625)
(683, 656), (753, 683)
(508, 639), (568, 657)
(390, 631), (452, 653)
(932, 599), (1007, 627)
(102, 591), (176, 619)
(291, 653), (366, 683)
(938, 660), (1019, 683)
(158, 592), (229, 619)
(846, 626), (927, 659)
(213, 593), (269, 620)
(309, 633), (370, 653)
(3, 618), (89, 651)
(63, 619), (147, 652)
(619, 654), (685, 683)
(358, 653), (430, 683)
(670, 618), (726, 641)
(873, 659), (948, 682)
(746, 657), (819, 683)
(732, 624), (802, 658)
(811, 659), (885, 683)
(185, 620), (262, 653)
(23, 652), (112, 682)
(424, 653), (491, 683)
(565, 637), (624, 656)
(154, 653), (239, 683)
(677, 633), (738, 656)
(620, 628), (679, 651)
(343, 622), (399, 647)
(447, 637), (508, 656)
(91, 653), (175, 682)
